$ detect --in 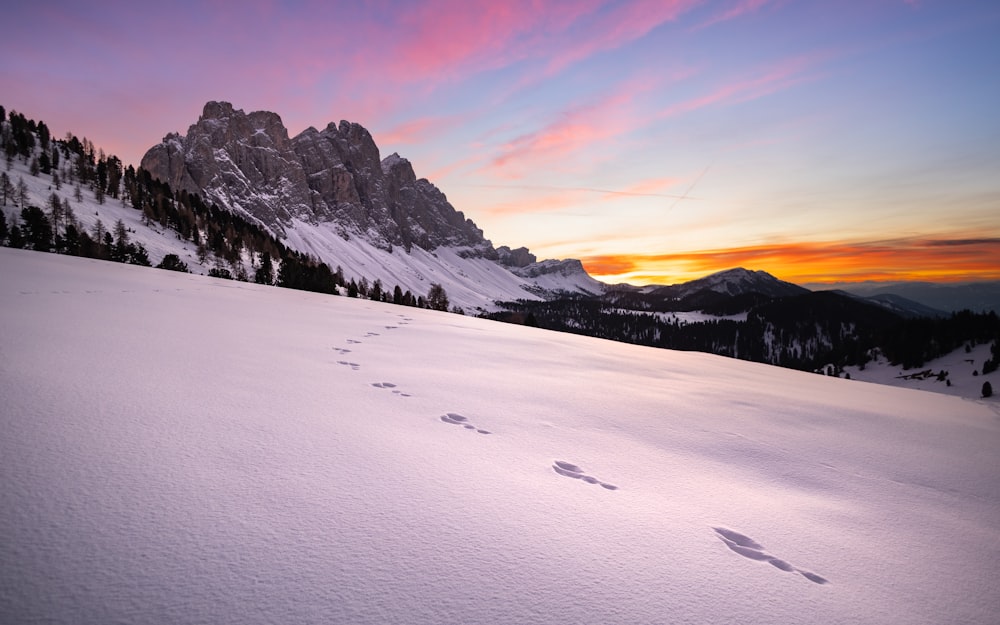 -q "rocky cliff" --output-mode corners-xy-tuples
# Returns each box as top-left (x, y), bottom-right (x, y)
(141, 102), (494, 255)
